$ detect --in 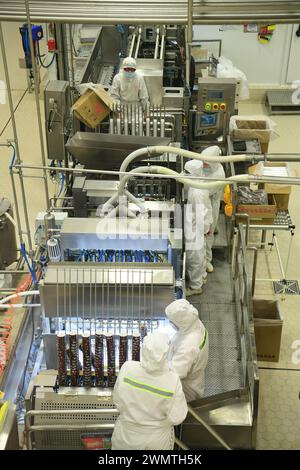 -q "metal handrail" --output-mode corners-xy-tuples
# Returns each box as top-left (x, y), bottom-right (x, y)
(25, 408), (190, 450)
(187, 405), (232, 450)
